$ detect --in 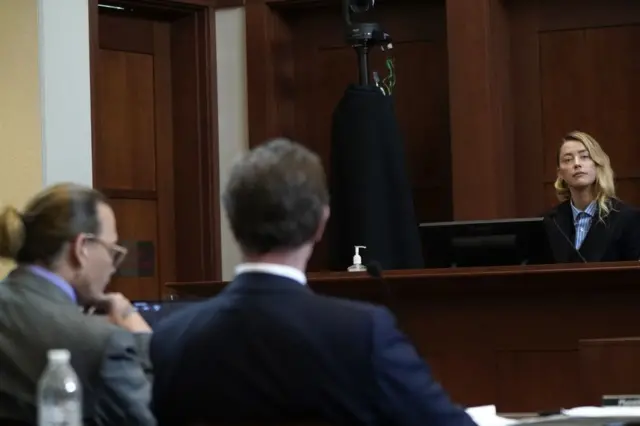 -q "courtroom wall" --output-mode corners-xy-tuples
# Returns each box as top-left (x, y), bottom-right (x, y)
(0, 0), (98, 276)
(0, 1), (43, 277)
(39, 0), (93, 187)
(215, 7), (249, 280)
